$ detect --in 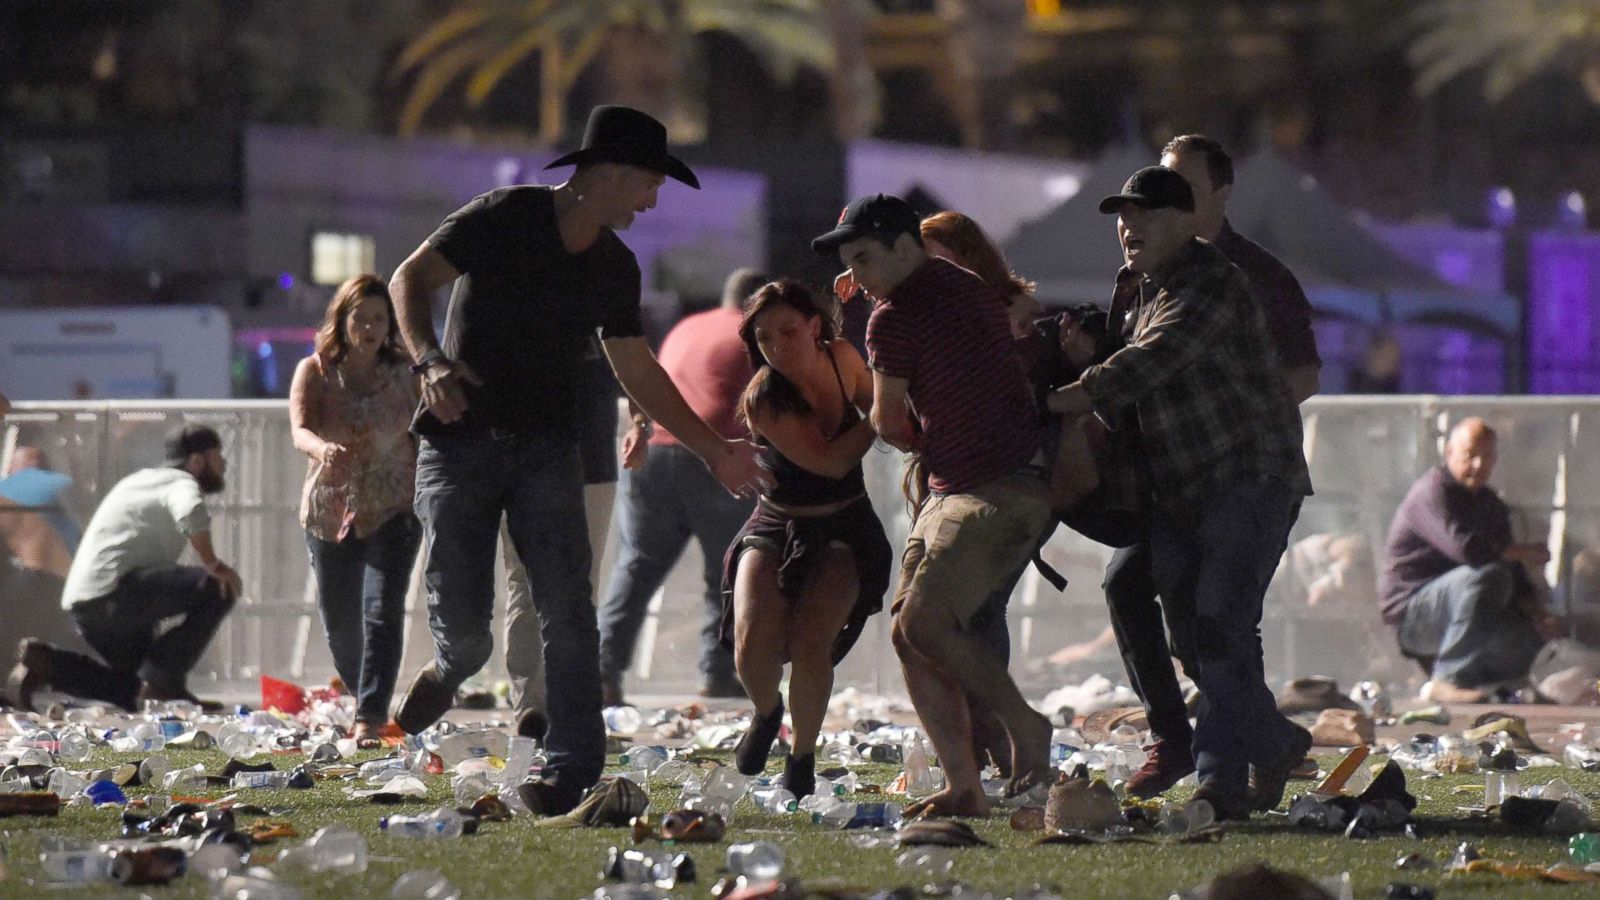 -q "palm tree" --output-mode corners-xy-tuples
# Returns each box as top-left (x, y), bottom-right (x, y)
(1407, 0), (1600, 104)
(392, 0), (854, 142)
